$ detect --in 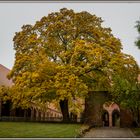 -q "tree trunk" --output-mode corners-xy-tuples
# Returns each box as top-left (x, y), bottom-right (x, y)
(59, 99), (70, 122)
